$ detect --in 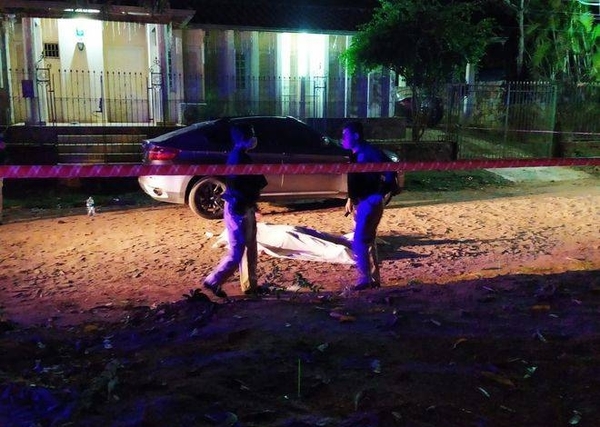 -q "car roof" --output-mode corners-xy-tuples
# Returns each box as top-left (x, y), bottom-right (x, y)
(222, 115), (305, 126)
(149, 119), (218, 143)
(149, 116), (307, 143)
